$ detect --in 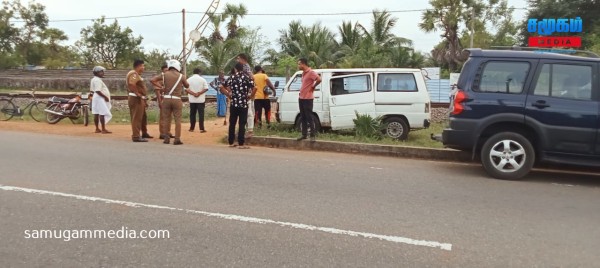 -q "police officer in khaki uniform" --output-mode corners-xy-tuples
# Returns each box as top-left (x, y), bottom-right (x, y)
(152, 64), (175, 140)
(127, 59), (153, 142)
(151, 59), (189, 145)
